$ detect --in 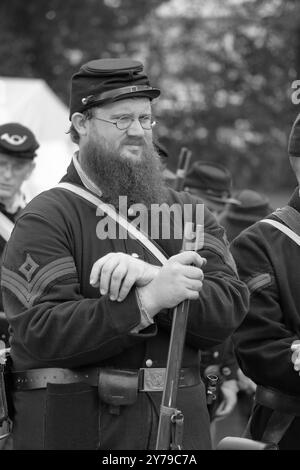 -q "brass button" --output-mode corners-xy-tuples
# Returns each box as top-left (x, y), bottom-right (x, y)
(145, 359), (153, 367)
(222, 367), (231, 376)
